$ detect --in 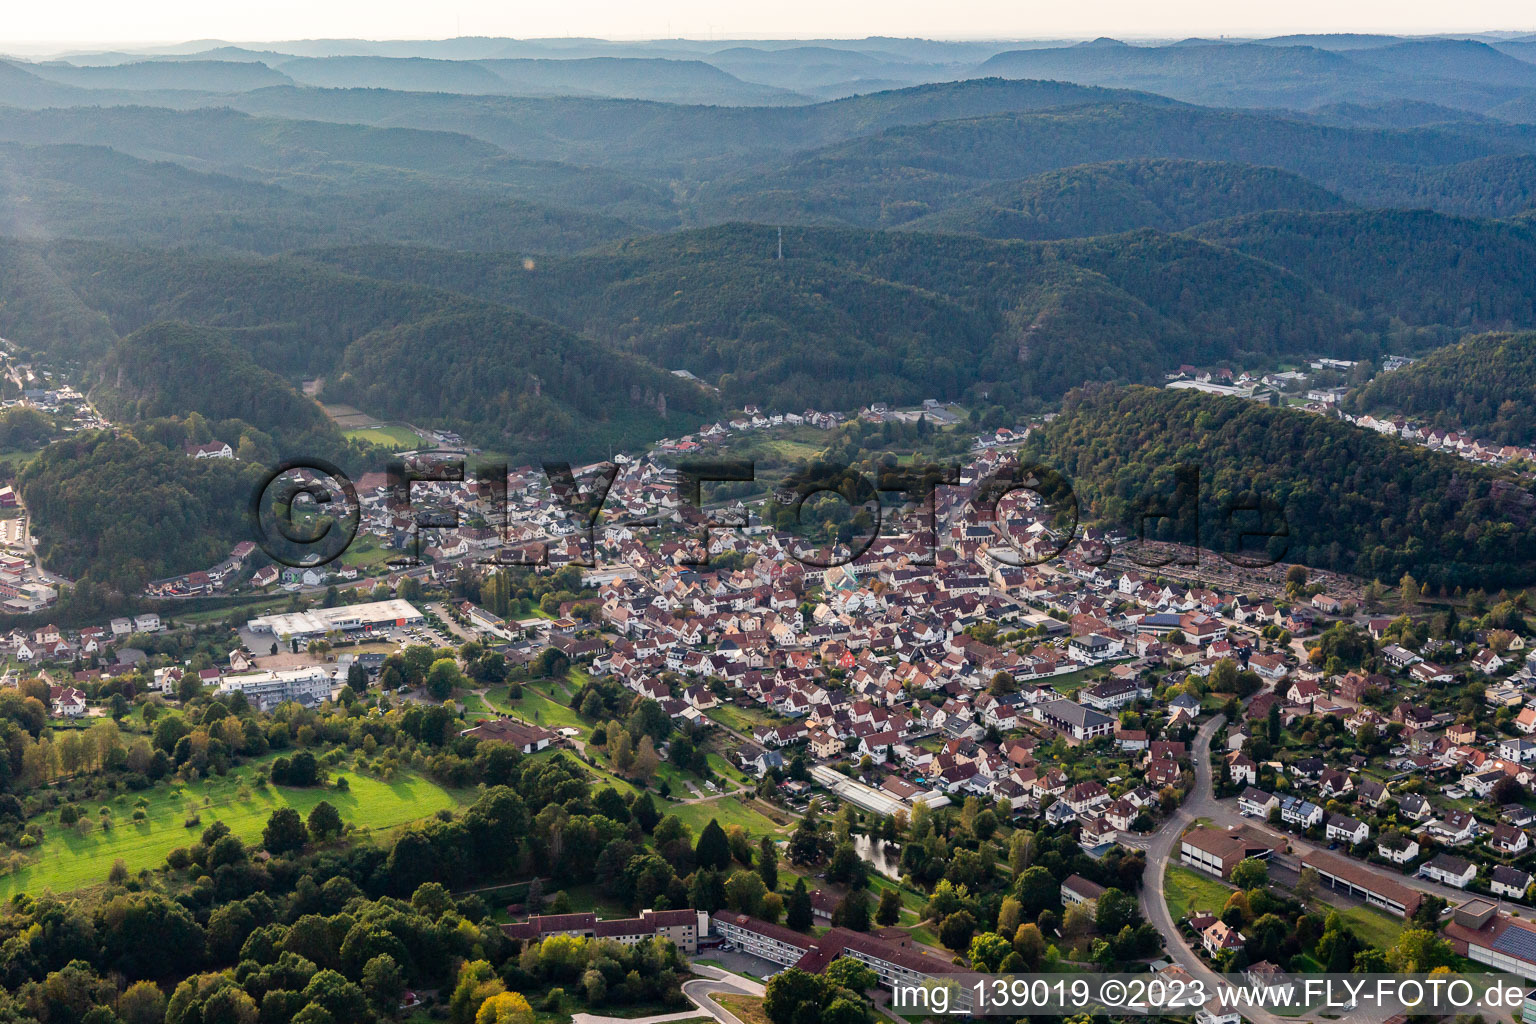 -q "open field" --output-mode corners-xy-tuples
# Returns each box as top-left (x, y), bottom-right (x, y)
(344, 424), (427, 449)
(488, 680), (588, 731)
(1338, 904), (1406, 951)
(706, 703), (782, 734)
(666, 795), (790, 837)
(1163, 864), (1235, 922)
(0, 765), (460, 898)
(716, 995), (771, 1024)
